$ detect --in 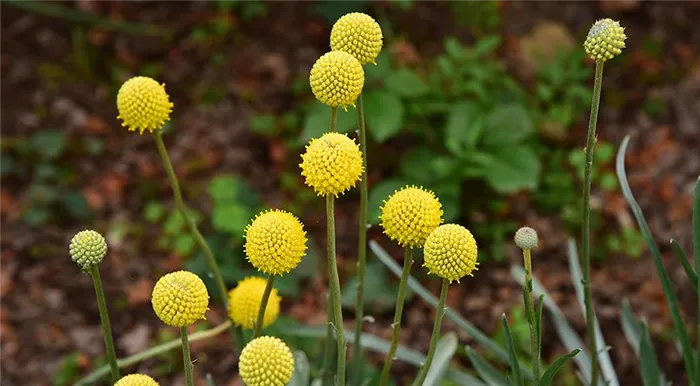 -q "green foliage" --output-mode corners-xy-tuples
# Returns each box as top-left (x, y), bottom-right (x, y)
(53, 352), (80, 386)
